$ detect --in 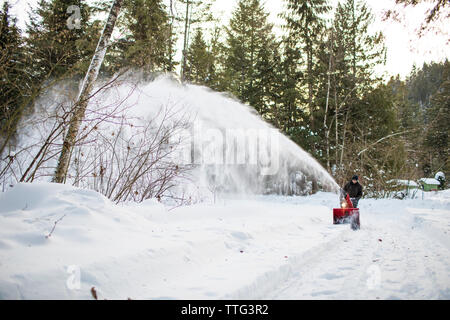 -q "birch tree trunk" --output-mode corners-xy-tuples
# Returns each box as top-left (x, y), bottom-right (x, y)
(53, 0), (123, 183)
